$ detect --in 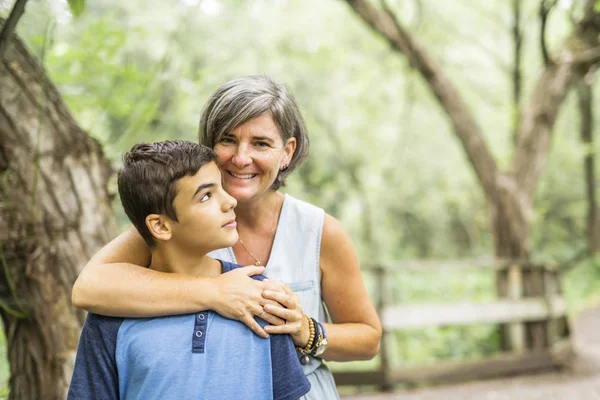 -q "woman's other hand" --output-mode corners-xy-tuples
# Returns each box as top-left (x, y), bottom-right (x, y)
(214, 266), (286, 338)
(262, 281), (310, 347)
